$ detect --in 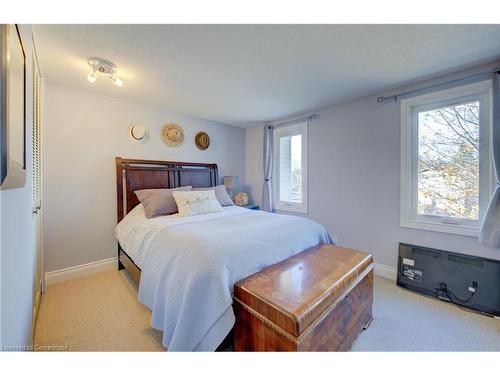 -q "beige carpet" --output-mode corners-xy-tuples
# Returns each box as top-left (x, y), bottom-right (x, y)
(34, 270), (500, 351)
(352, 276), (500, 351)
(34, 270), (164, 351)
